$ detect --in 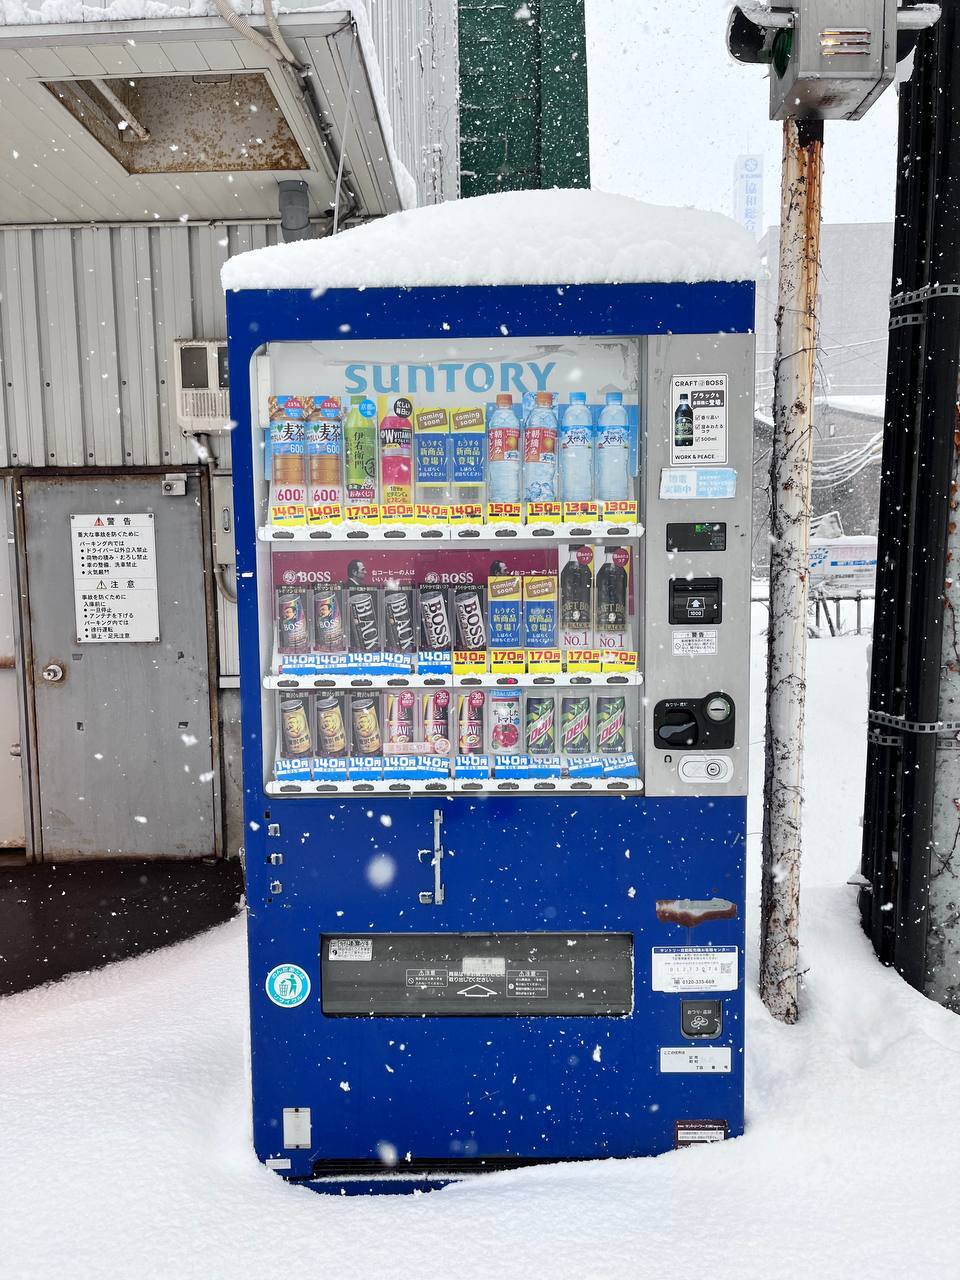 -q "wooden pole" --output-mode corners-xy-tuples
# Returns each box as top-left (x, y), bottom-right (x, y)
(760, 117), (824, 1023)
